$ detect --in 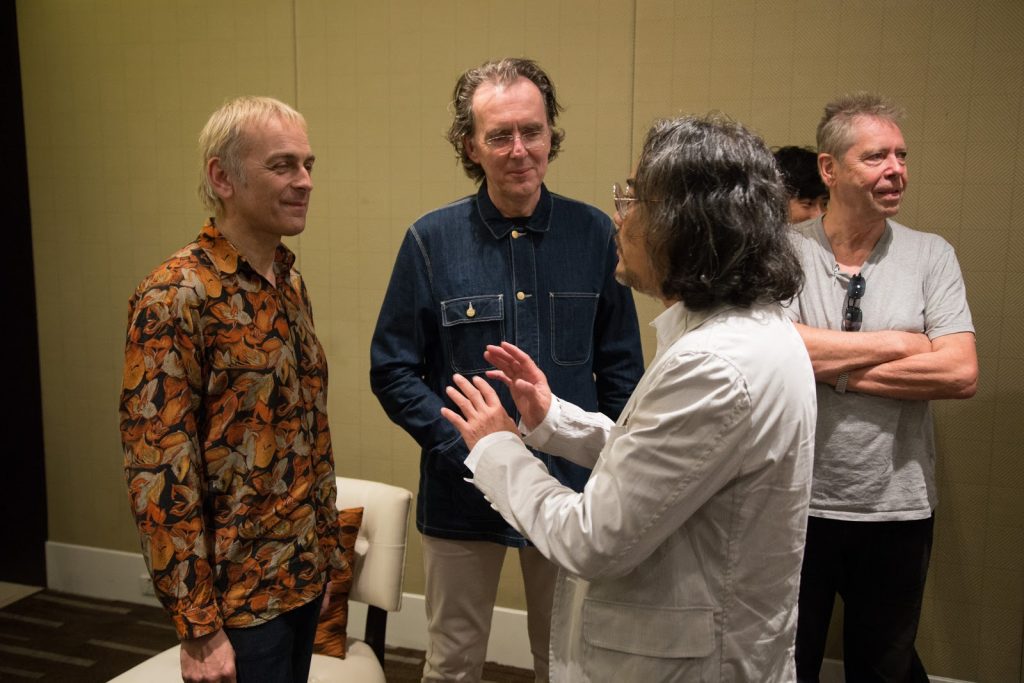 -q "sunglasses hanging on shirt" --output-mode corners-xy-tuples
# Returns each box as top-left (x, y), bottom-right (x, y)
(842, 273), (866, 332)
